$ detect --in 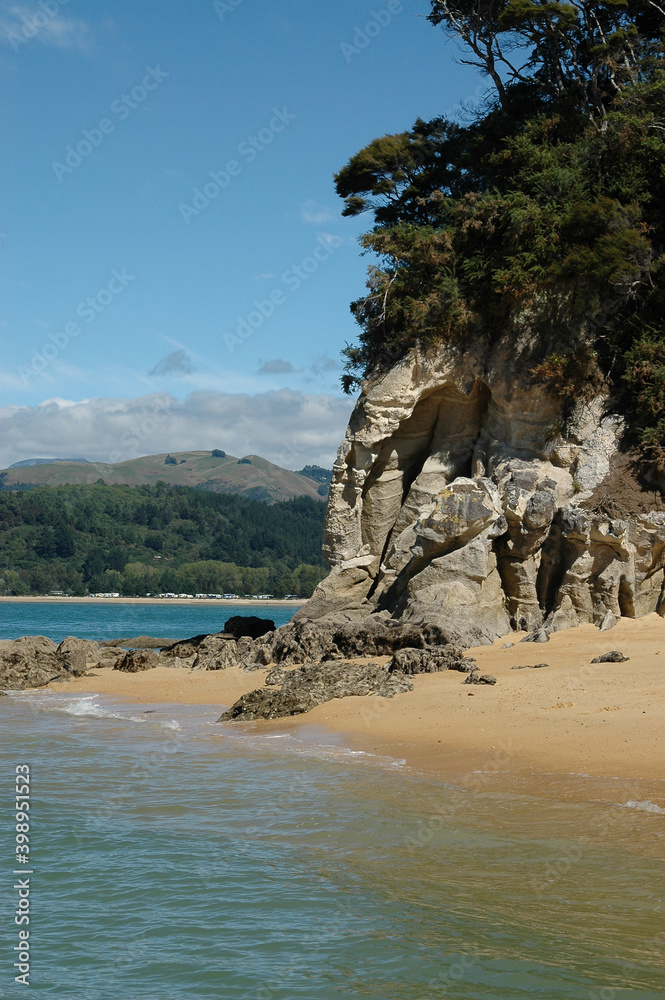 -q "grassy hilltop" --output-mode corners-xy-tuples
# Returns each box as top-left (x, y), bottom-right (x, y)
(0, 451), (326, 505)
